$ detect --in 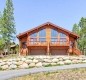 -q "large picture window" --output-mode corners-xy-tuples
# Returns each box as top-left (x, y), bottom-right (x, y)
(30, 33), (37, 37)
(39, 29), (46, 37)
(51, 29), (58, 37)
(39, 38), (46, 42)
(60, 33), (66, 38)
